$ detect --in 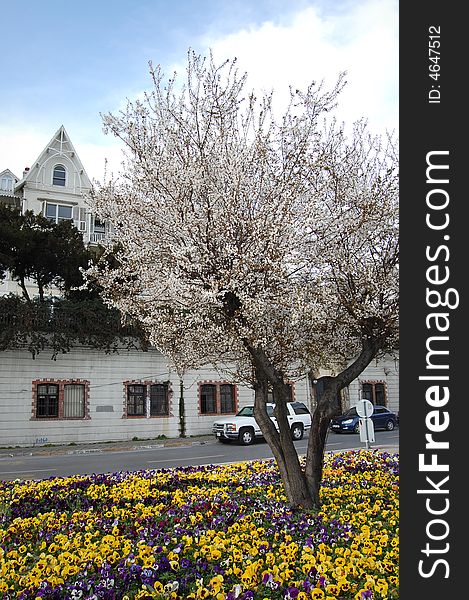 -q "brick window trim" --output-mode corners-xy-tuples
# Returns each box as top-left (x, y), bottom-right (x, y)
(359, 380), (388, 406)
(122, 380), (174, 419)
(31, 379), (91, 420)
(198, 381), (239, 416)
